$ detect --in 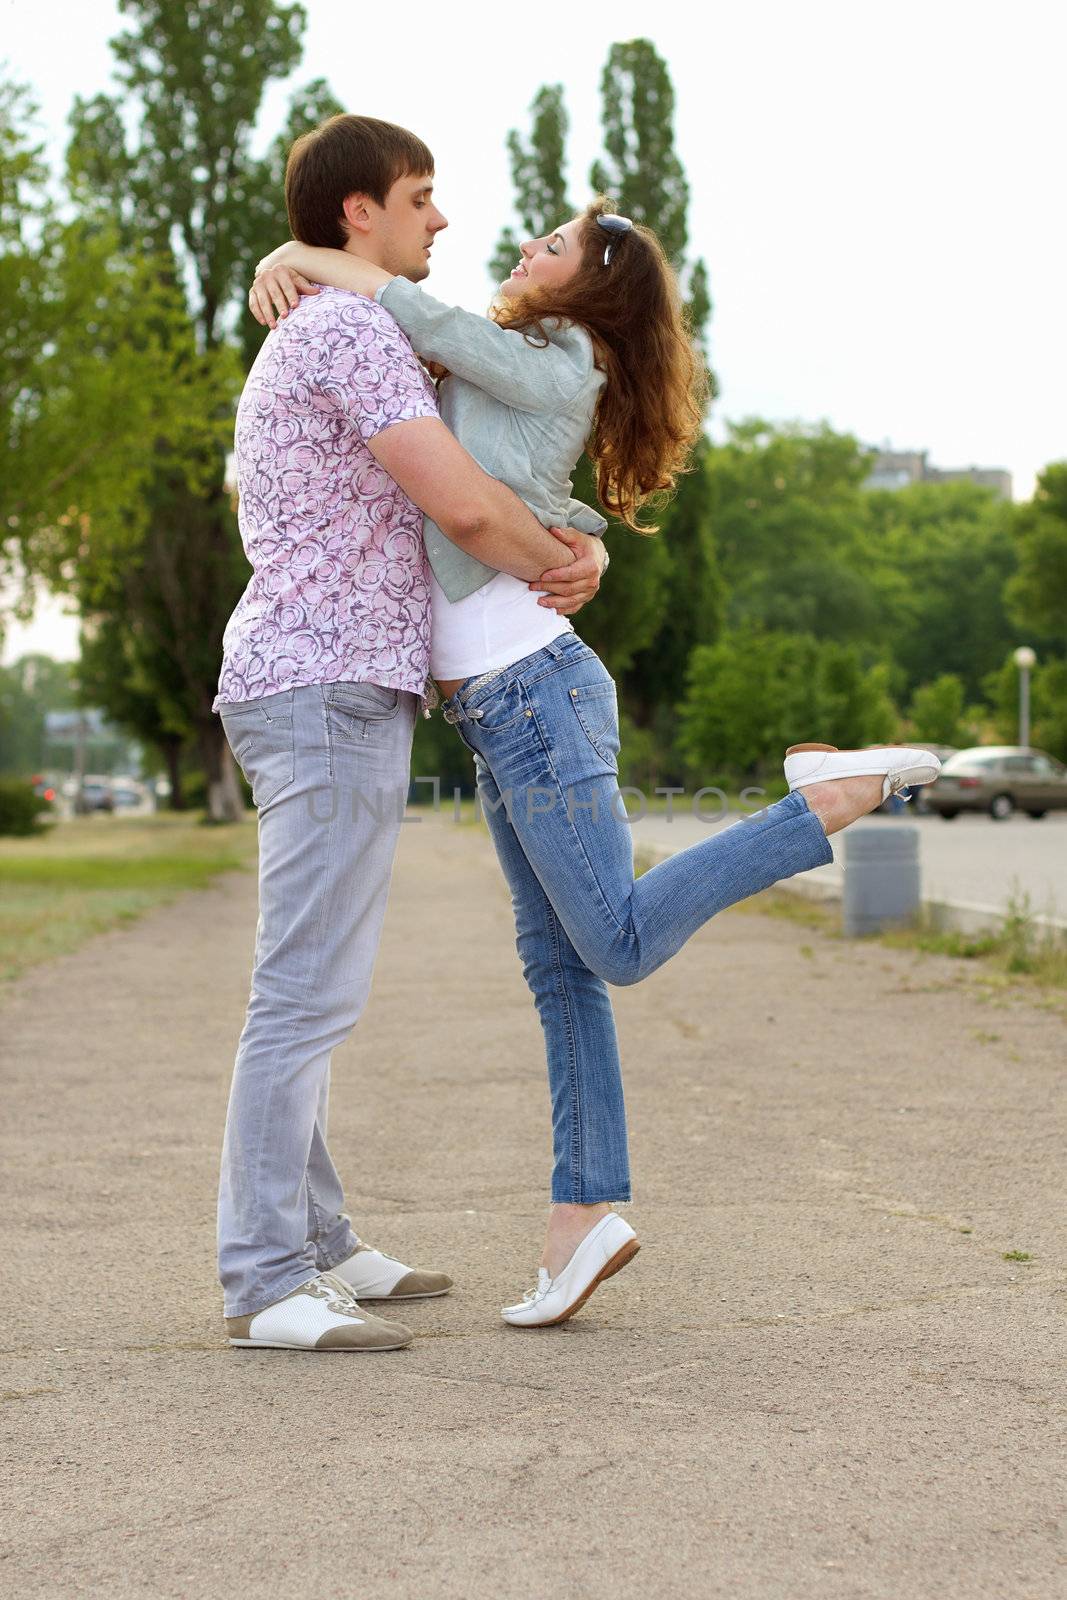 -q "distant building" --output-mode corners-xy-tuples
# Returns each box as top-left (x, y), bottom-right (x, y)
(864, 448), (1012, 501)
